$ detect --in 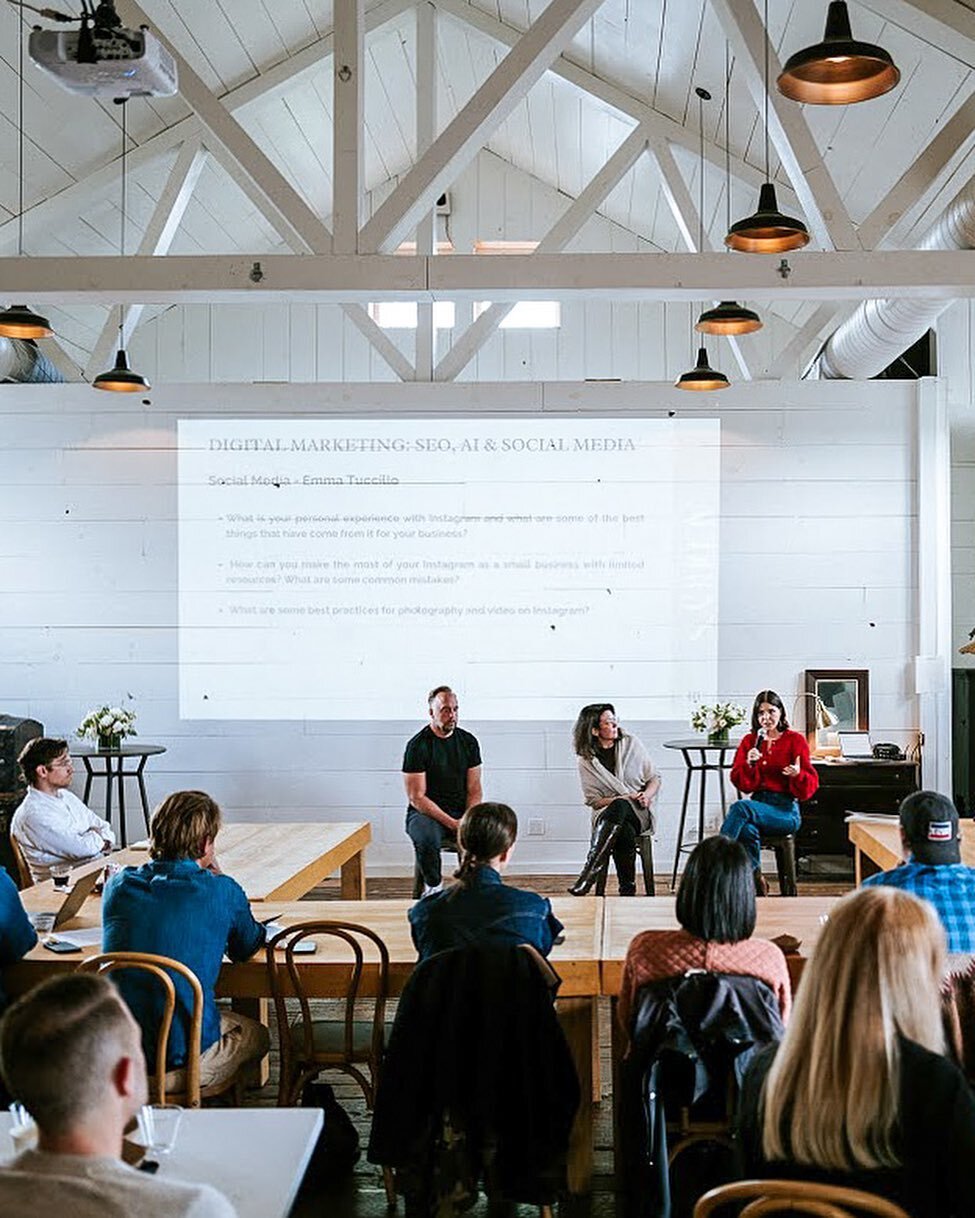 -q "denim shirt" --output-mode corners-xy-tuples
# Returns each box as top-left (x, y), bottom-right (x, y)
(408, 865), (563, 961)
(0, 866), (37, 1010)
(102, 858), (265, 1067)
